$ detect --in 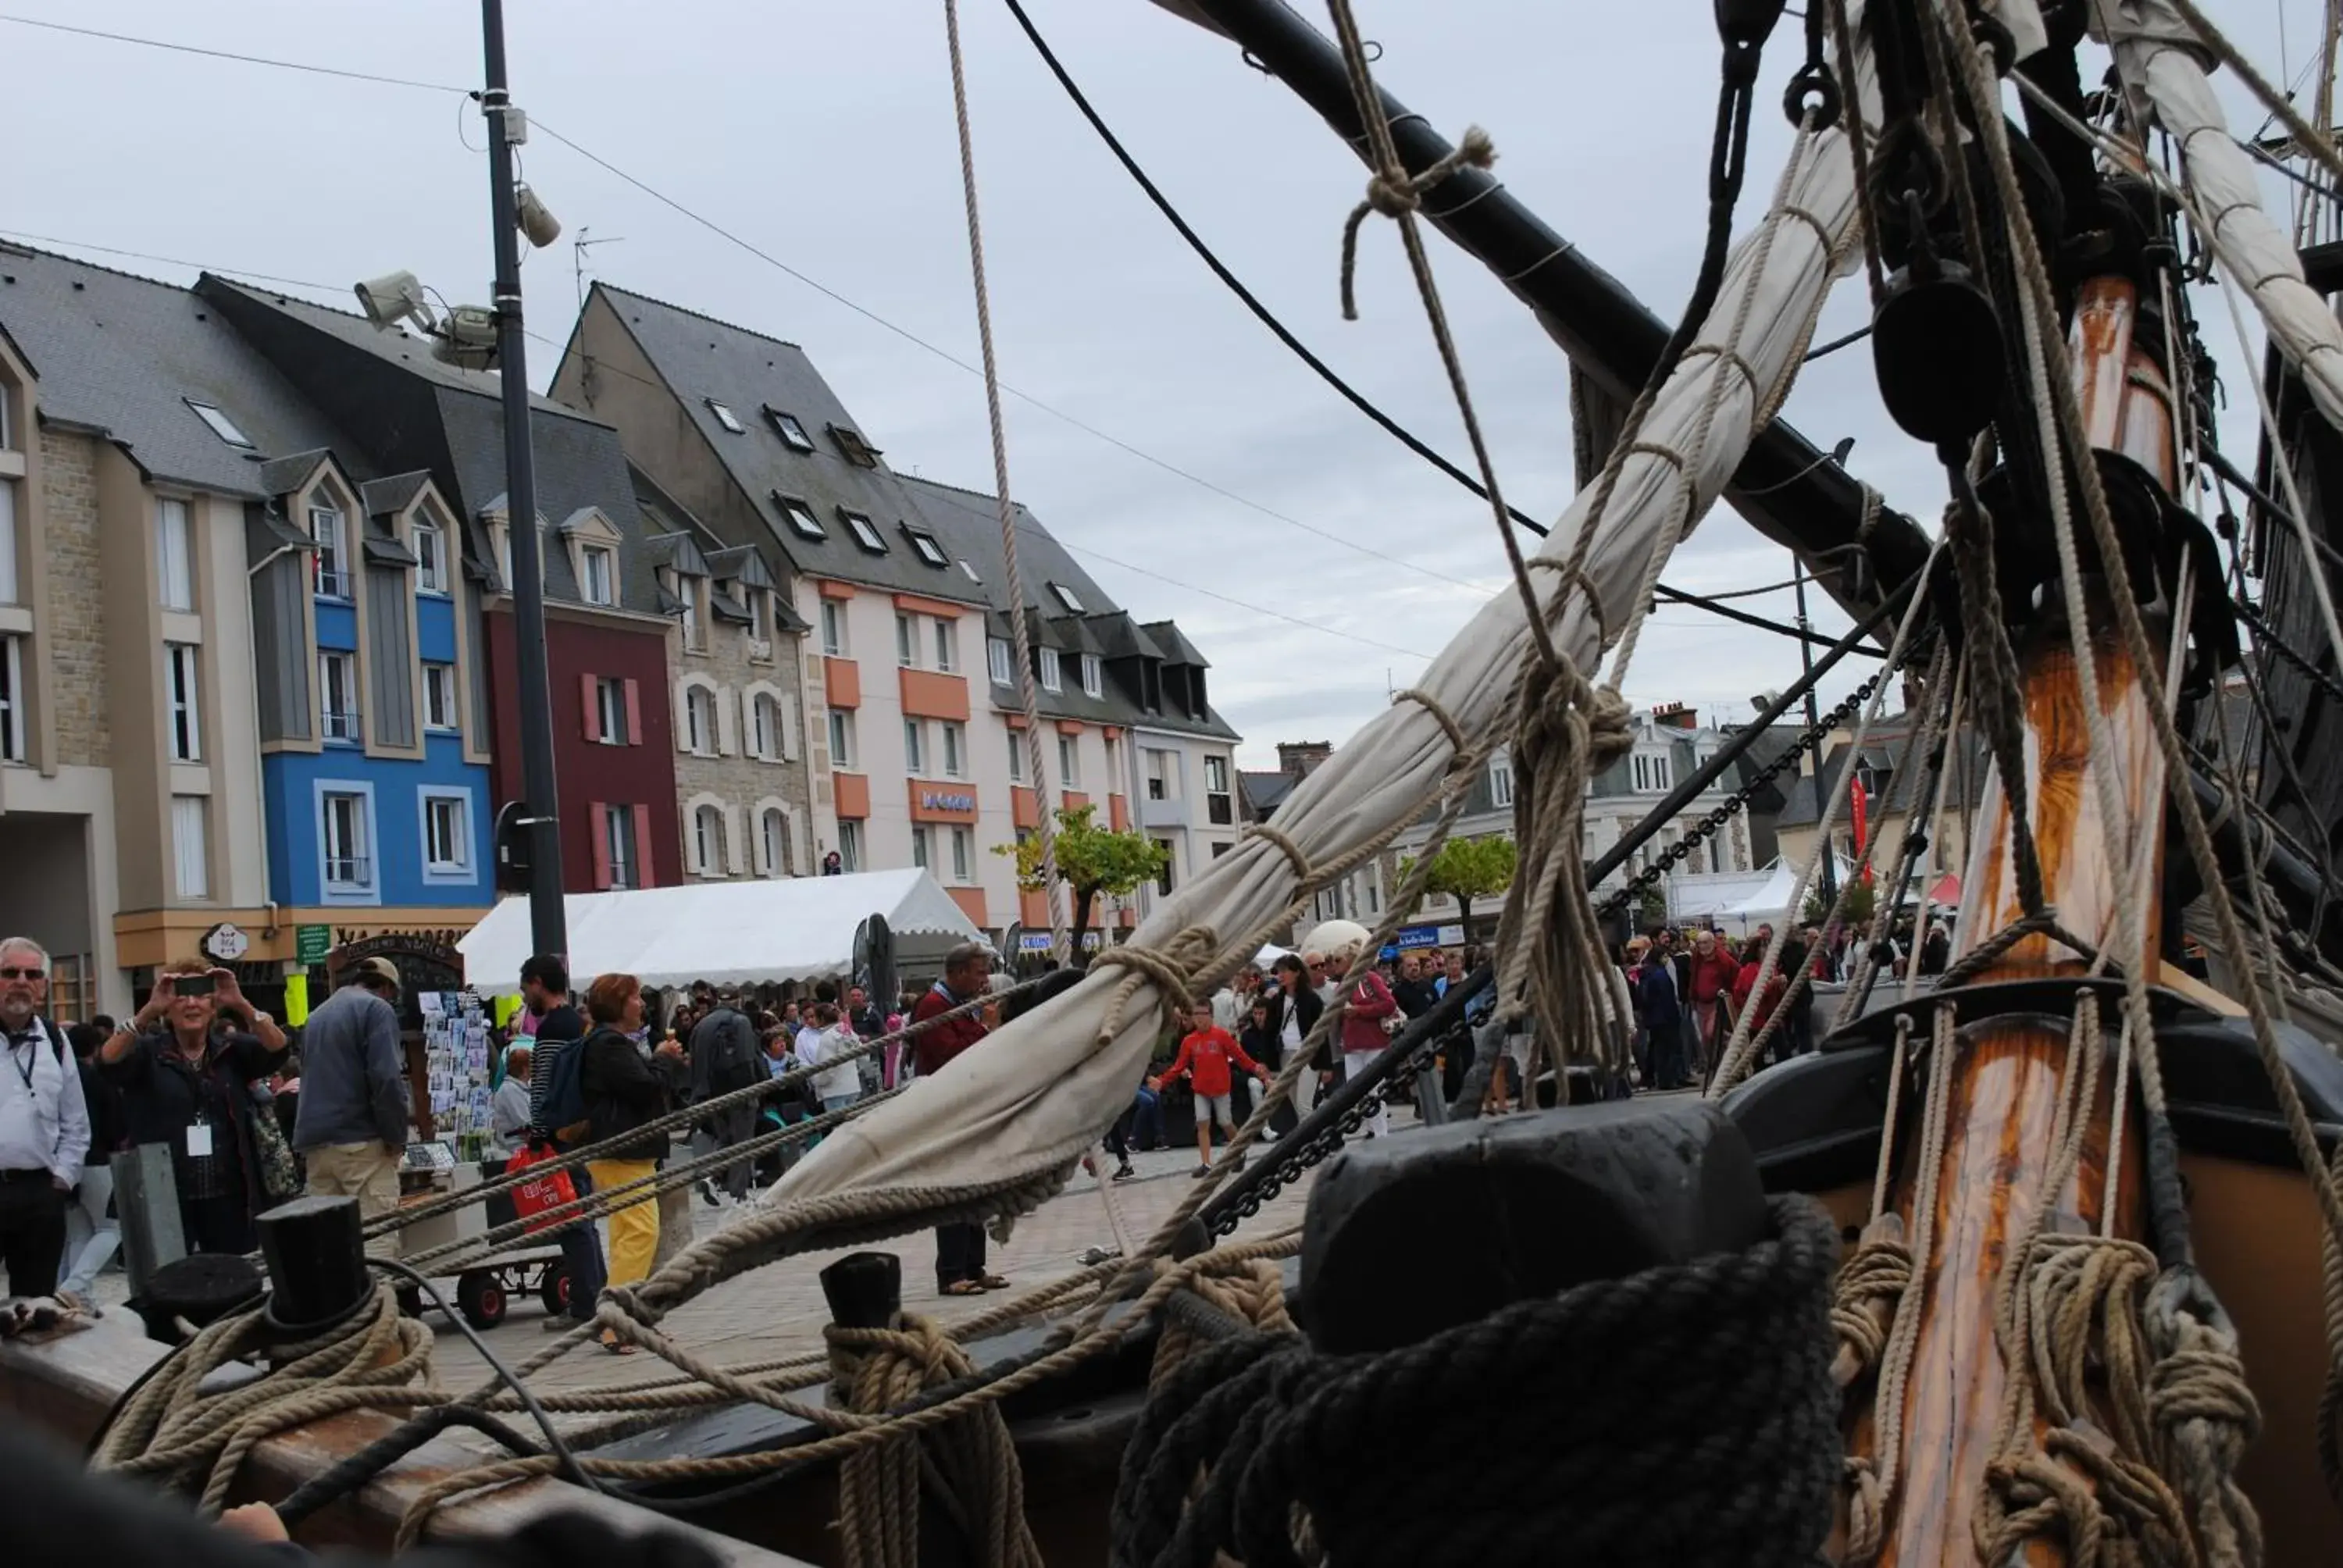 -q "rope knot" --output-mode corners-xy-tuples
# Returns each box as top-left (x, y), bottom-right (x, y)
(1338, 125), (1500, 320)
(1584, 684), (1635, 773)
(1089, 925), (1219, 1046)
